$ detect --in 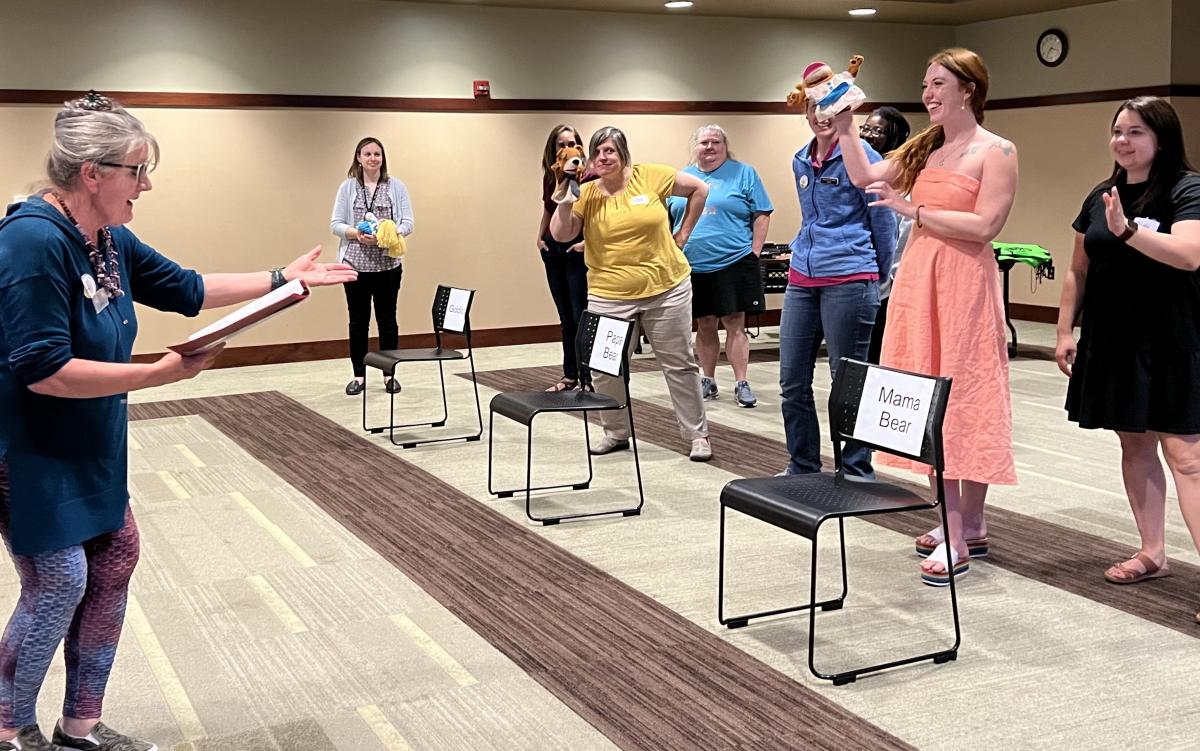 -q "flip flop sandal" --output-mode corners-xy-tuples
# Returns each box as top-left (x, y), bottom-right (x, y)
(921, 542), (969, 587)
(1103, 552), (1171, 585)
(545, 377), (578, 393)
(915, 528), (989, 558)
